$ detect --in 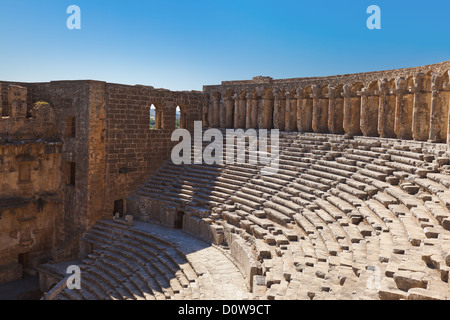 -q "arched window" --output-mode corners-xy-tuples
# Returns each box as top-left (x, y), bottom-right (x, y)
(150, 104), (156, 129)
(176, 105), (187, 129)
(150, 104), (163, 129)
